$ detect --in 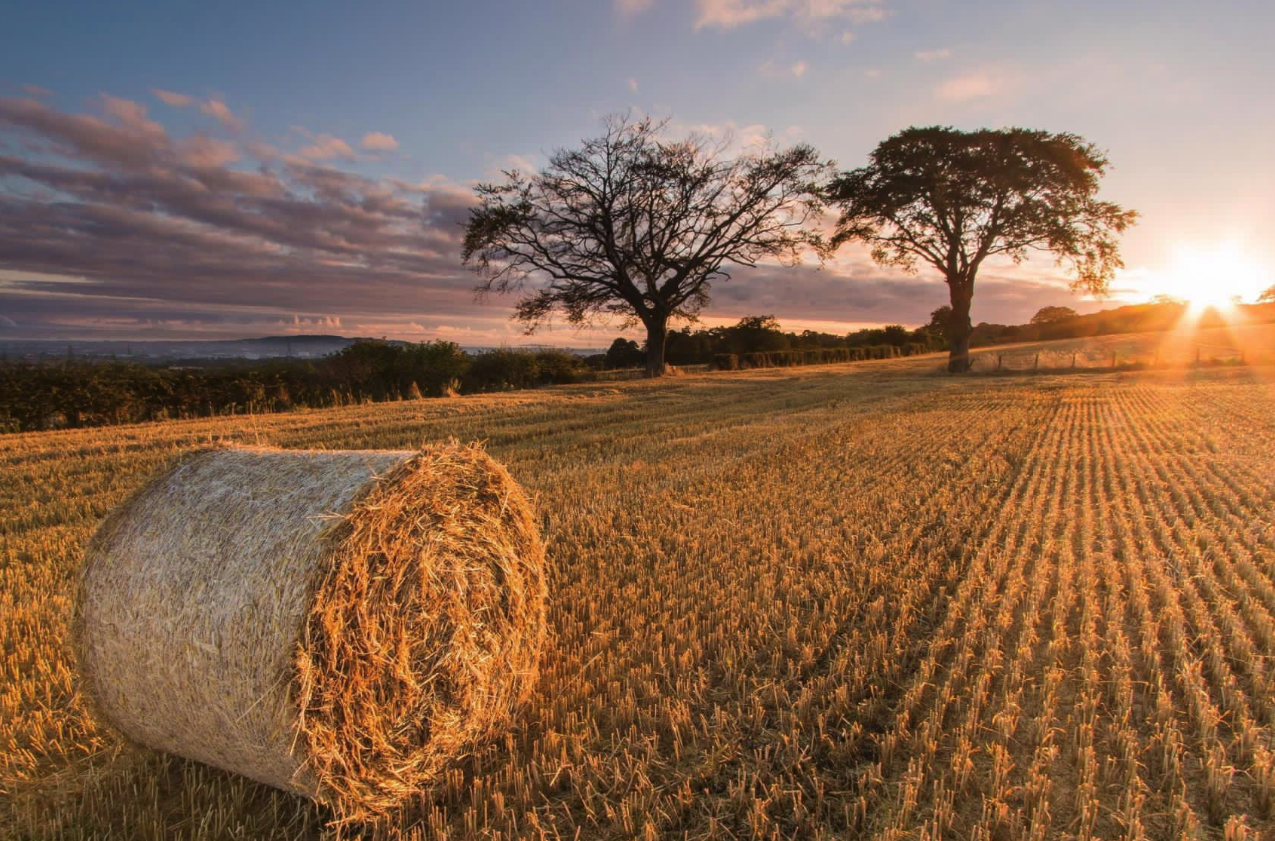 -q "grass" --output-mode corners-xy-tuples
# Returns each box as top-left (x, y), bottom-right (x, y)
(4, 351), (1275, 839)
